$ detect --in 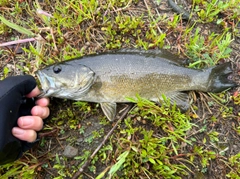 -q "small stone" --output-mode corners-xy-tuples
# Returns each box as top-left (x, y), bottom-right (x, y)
(233, 145), (238, 150)
(63, 145), (78, 158)
(76, 138), (84, 145)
